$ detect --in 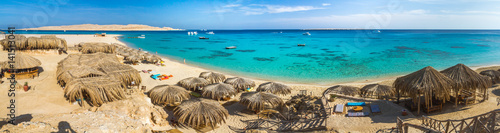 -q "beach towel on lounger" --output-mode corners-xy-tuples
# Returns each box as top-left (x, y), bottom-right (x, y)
(371, 105), (381, 113)
(347, 112), (369, 117)
(347, 102), (366, 106)
(335, 104), (344, 113)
